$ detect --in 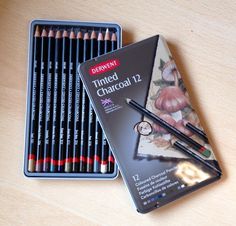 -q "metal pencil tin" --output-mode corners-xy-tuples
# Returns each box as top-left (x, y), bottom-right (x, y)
(24, 19), (121, 179)
(79, 35), (221, 212)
